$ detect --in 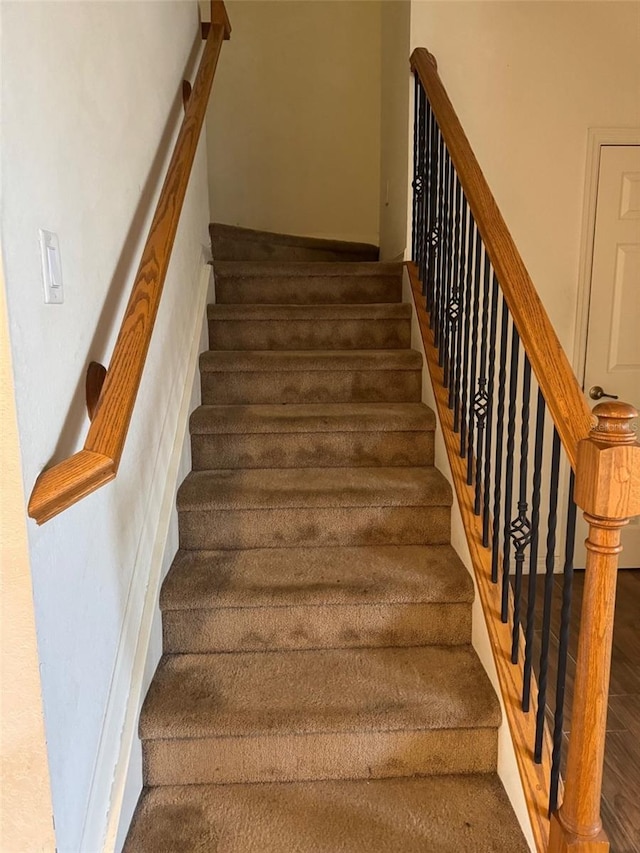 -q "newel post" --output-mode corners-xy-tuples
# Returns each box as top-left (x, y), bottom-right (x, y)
(549, 402), (640, 853)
